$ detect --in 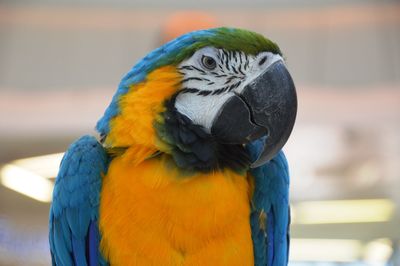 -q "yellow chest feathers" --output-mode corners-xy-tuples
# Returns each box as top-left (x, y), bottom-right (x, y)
(99, 155), (254, 266)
